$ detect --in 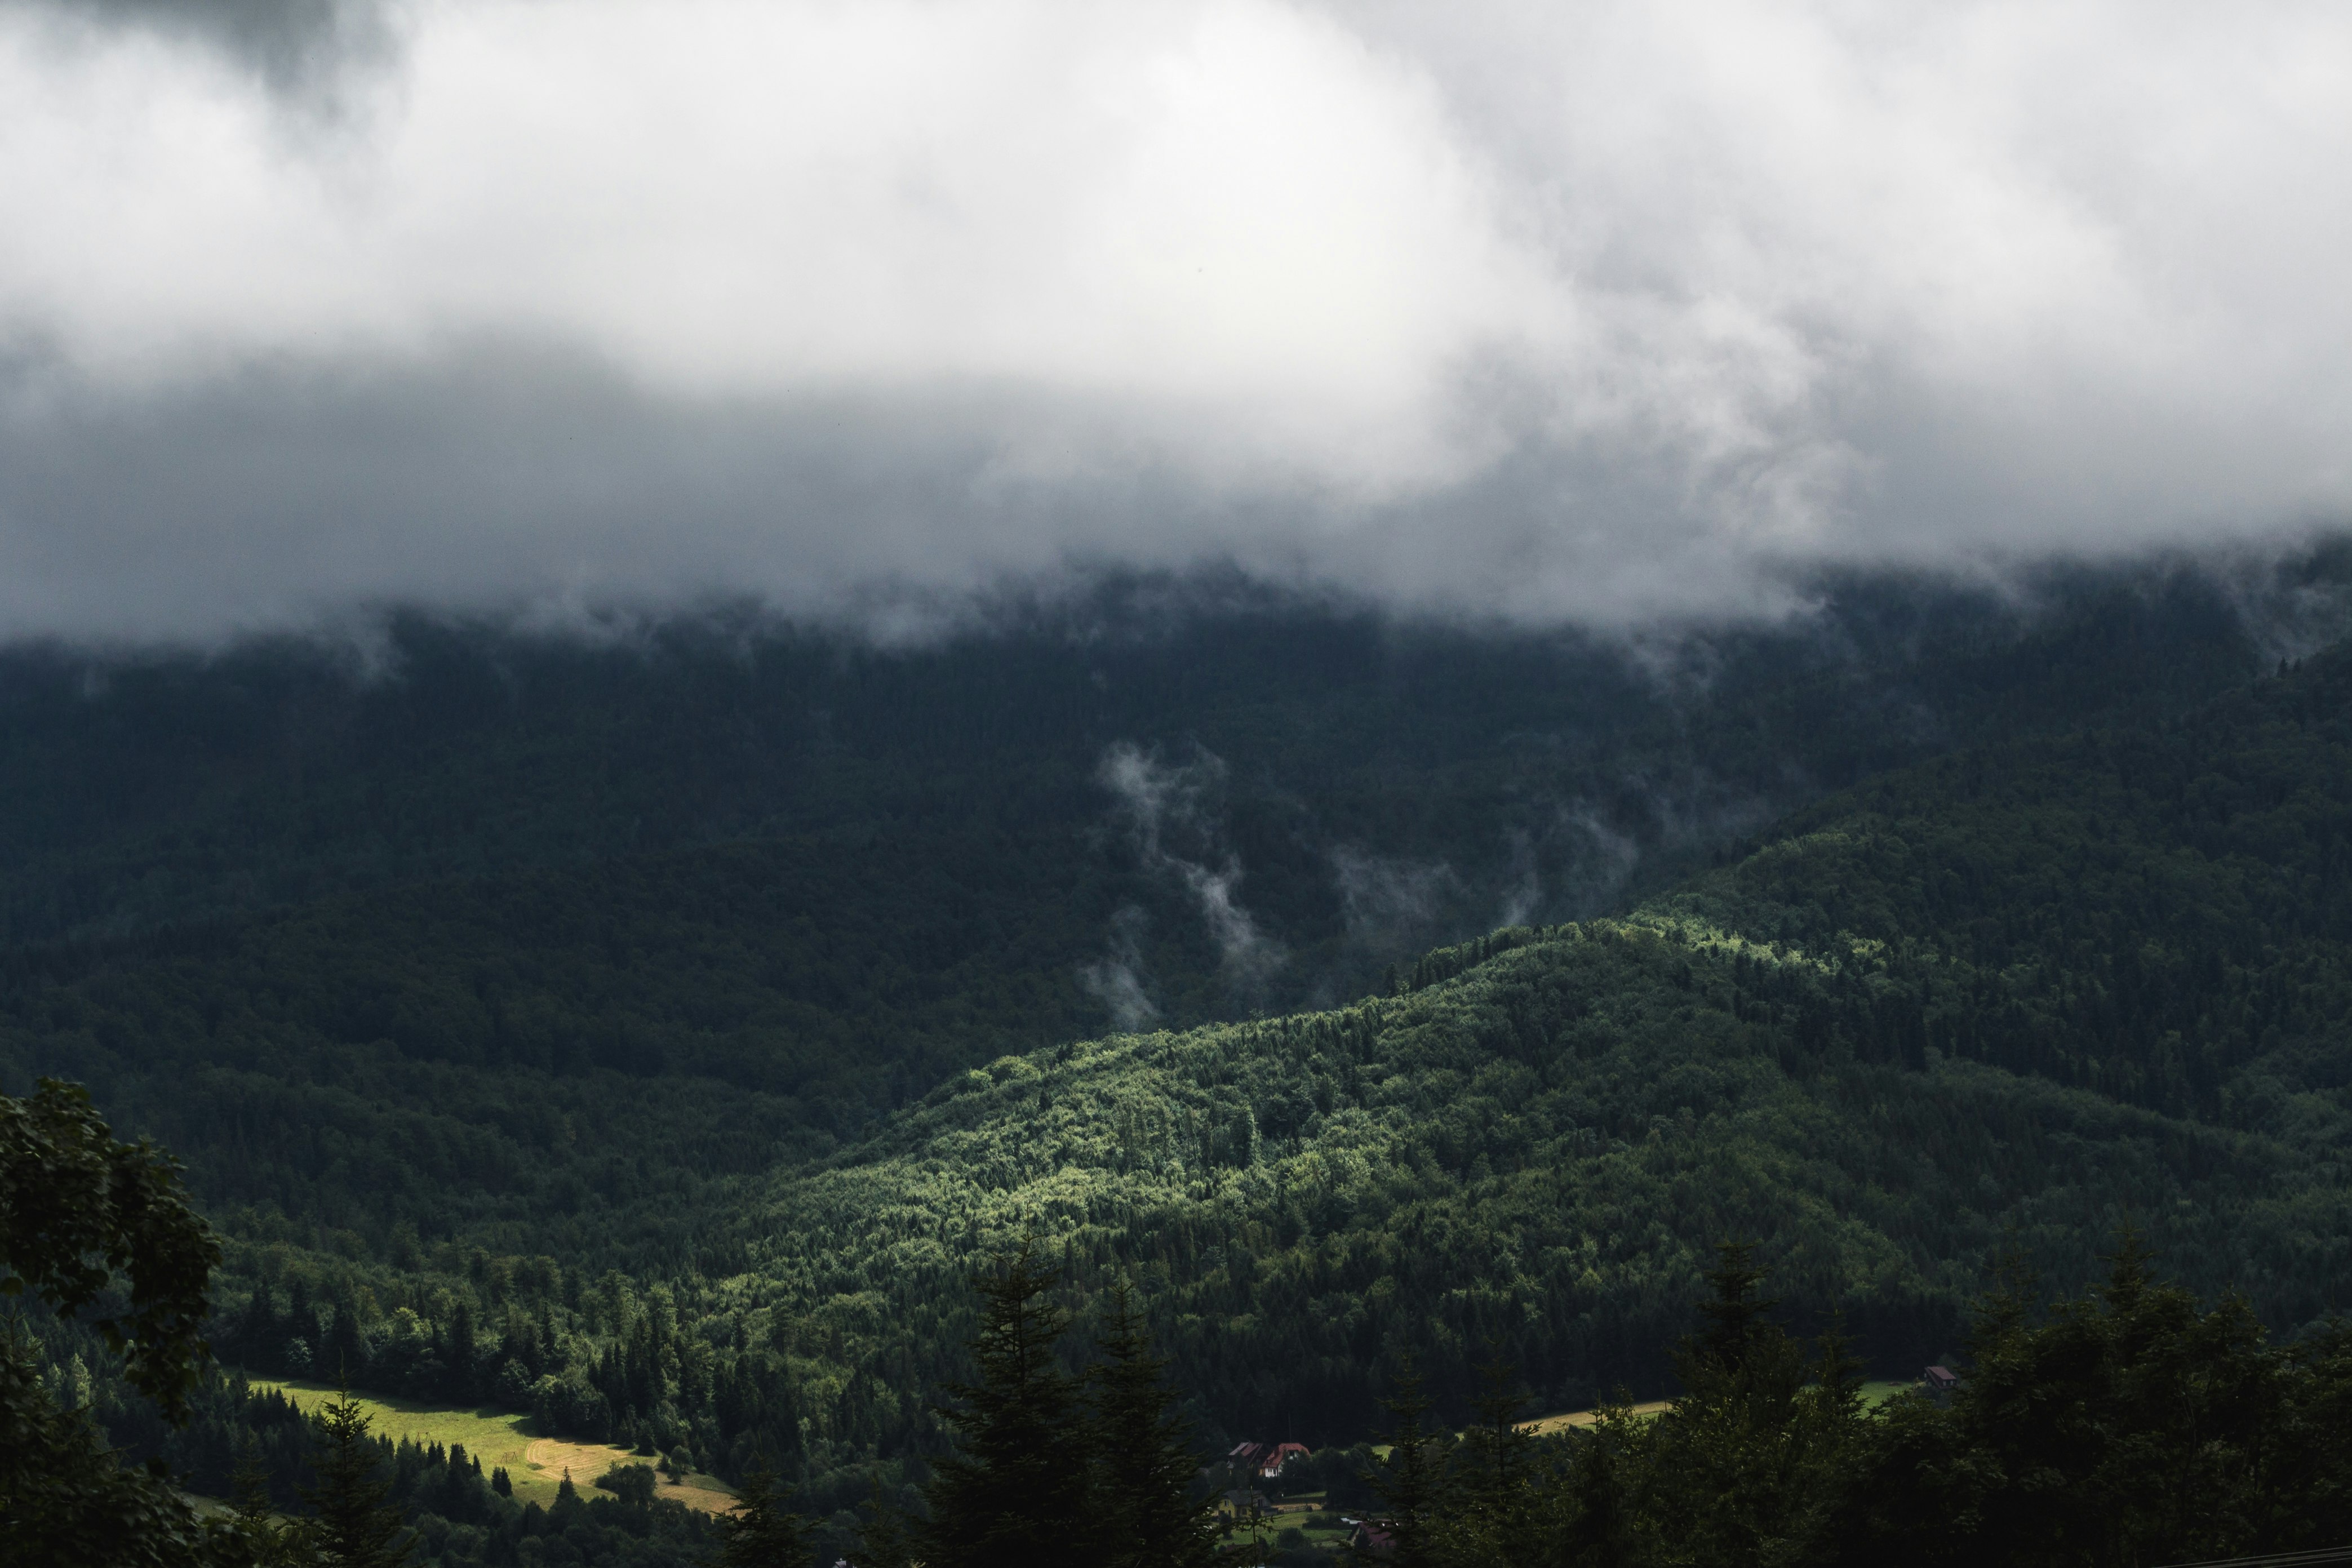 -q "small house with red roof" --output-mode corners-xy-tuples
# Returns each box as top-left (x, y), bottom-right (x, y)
(1227, 1440), (1311, 1481)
